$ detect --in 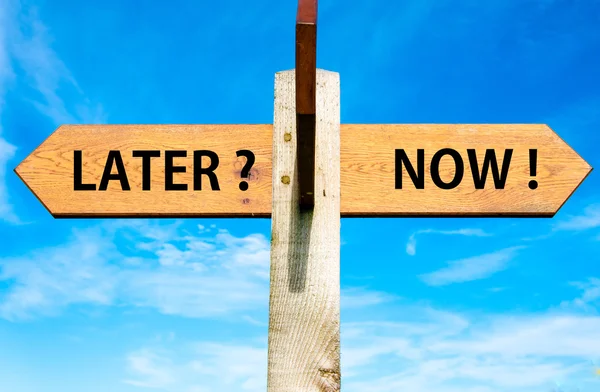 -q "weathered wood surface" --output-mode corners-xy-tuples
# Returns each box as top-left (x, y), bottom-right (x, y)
(340, 123), (591, 217)
(267, 69), (341, 391)
(15, 124), (591, 217)
(15, 124), (273, 218)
